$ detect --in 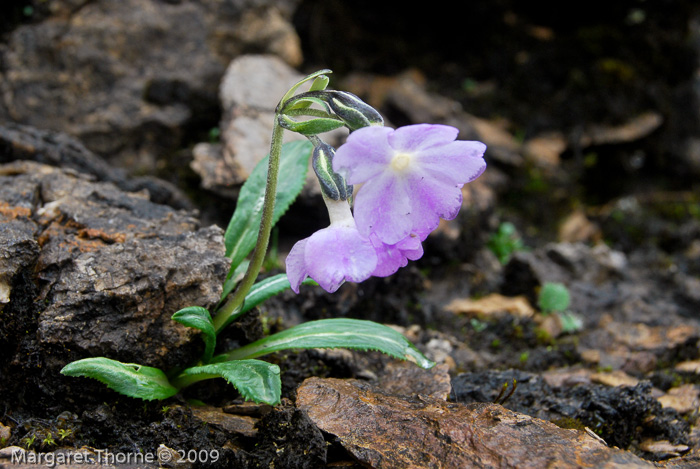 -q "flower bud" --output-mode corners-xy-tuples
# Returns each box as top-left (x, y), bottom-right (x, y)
(325, 91), (384, 131)
(312, 142), (351, 201)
